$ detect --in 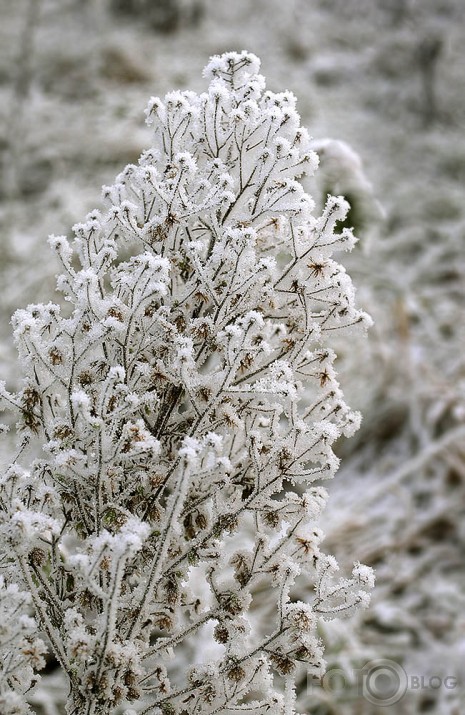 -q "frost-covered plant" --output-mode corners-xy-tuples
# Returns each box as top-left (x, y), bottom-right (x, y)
(0, 577), (46, 715)
(0, 51), (373, 715)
